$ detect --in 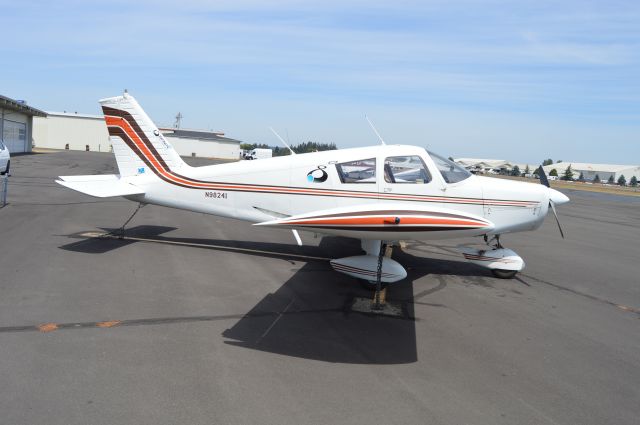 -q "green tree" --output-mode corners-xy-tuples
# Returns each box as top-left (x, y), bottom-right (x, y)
(557, 159), (563, 163)
(562, 165), (574, 181)
(510, 165), (521, 176)
(593, 174), (600, 183)
(630, 176), (638, 187)
(618, 175), (626, 186)
(240, 143), (255, 151)
(549, 169), (558, 177)
(272, 146), (290, 157)
(542, 159), (553, 166)
(608, 175), (615, 184)
(524, 165), (530, 175)
(578, 172), (585, 182)
(292, 141), (337, 154)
